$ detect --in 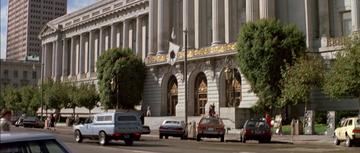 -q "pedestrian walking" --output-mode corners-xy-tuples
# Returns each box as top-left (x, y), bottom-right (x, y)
(146, 106), (151, 117)
(75, 114), (80, 125)
(0, 109), (12, 132)
(50, 114), (56, 131)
